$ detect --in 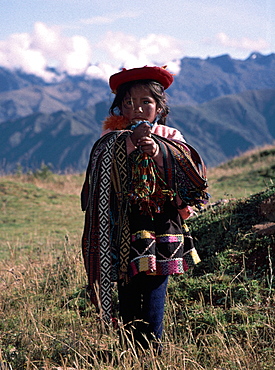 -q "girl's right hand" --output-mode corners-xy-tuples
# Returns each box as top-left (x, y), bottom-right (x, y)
(130, 122), (152, 146)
